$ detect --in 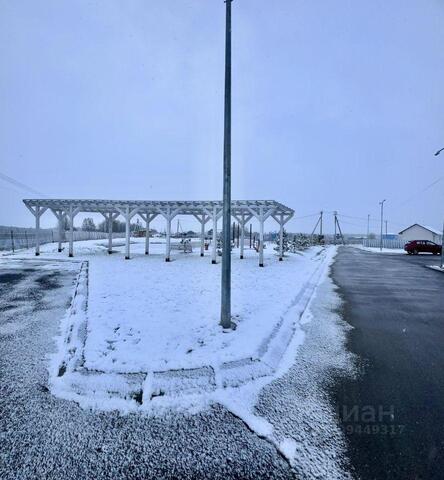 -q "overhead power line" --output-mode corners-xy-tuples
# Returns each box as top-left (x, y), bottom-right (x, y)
(0, 171), (47, 197)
